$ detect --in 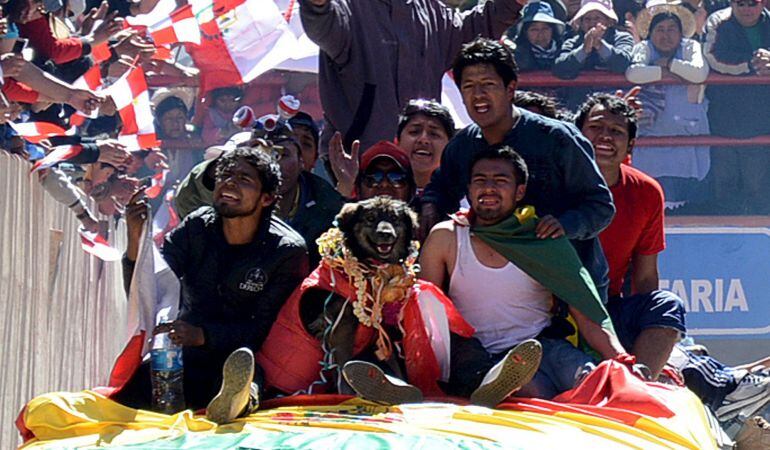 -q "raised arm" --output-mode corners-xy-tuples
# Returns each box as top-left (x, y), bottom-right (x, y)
(298, 0), (353, 65)
(600, 30), (633, 74)
(437, 0), (524, 69)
